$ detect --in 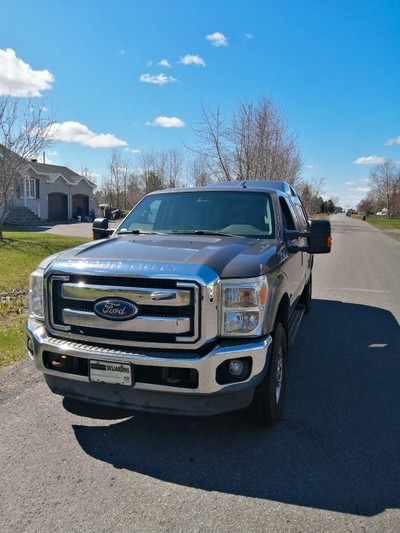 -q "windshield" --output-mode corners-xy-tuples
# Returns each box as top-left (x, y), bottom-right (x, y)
(117, 191), (275, 238)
